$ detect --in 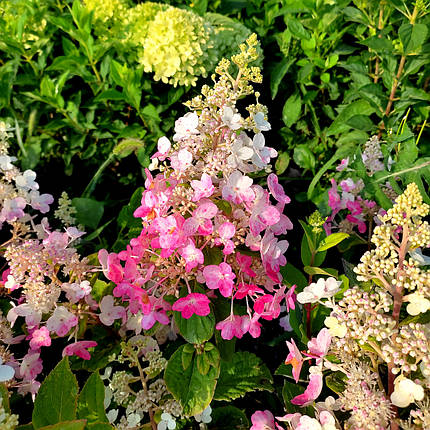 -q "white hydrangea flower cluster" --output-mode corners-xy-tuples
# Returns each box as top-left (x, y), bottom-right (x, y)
(0, 123), (54, 230)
